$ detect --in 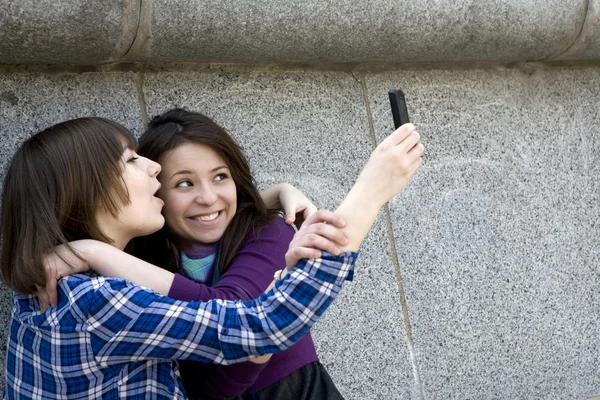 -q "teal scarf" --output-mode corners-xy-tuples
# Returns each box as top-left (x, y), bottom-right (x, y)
(180, 252), (216, 283)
